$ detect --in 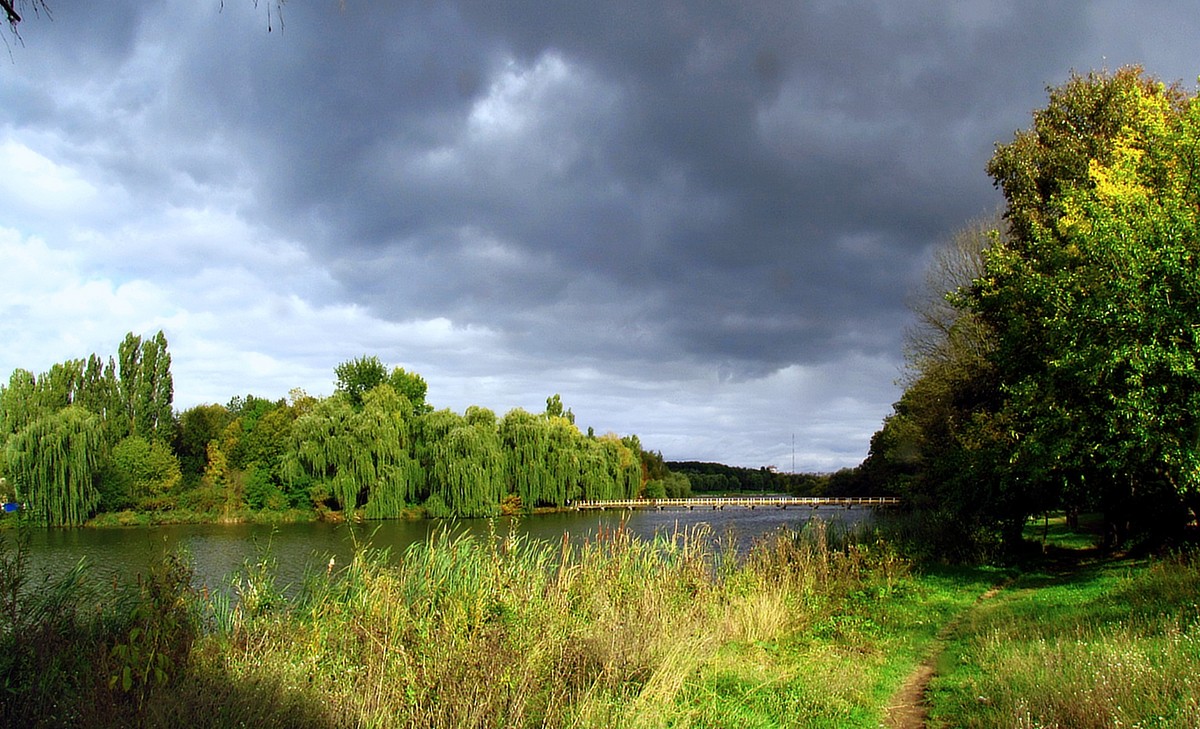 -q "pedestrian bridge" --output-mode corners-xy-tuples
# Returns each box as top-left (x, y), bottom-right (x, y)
(572, 496), (899, 511)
